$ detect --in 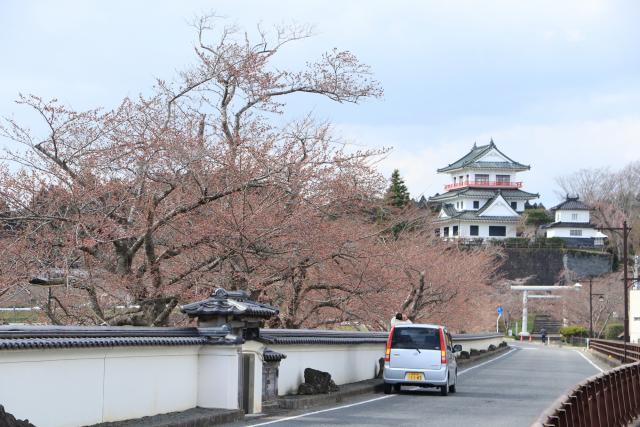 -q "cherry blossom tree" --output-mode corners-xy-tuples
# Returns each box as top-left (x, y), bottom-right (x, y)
(0, 17), (384, 325)
(0, 17), (501, 330)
